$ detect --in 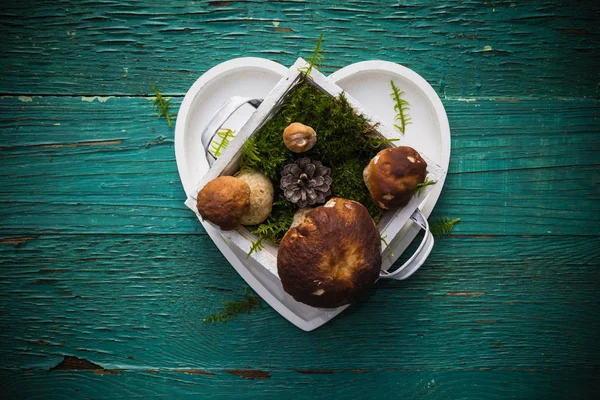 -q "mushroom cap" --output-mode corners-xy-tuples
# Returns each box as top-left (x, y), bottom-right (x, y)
(277, 198), (382, 308)
(236, 169), (274, 226)
(363, 146), (427, 209)
(283, 122), (317, 153)
(196, 176), (250, 231)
